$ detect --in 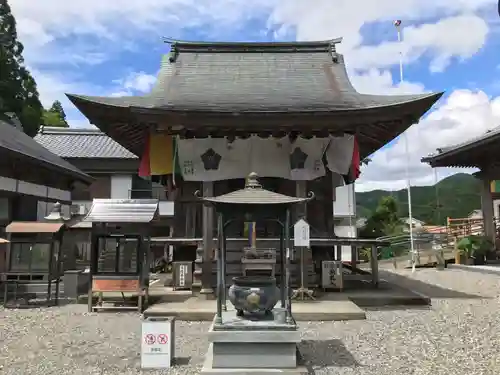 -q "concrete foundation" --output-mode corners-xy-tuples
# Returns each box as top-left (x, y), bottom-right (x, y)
(201, 312), (307, 375)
